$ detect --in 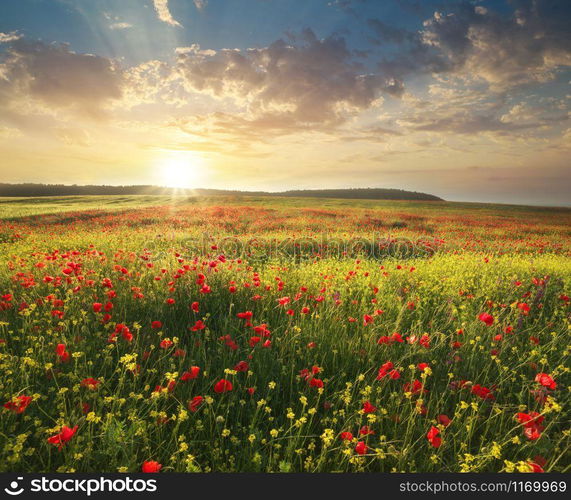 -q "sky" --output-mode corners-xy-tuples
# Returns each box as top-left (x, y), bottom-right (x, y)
(0, 0), (570, 205)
